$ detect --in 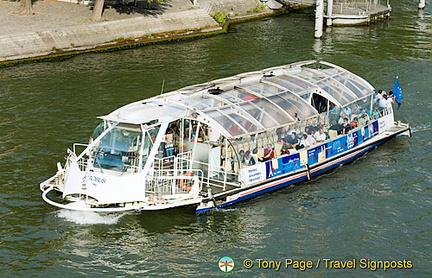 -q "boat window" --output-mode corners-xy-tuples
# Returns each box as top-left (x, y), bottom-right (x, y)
(92, 124), (142, 172)
(311, 93), (328, 113)
(91, 121), (109, 140)
(264, 75), (310, 93)
(316, 79), (356, 106)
